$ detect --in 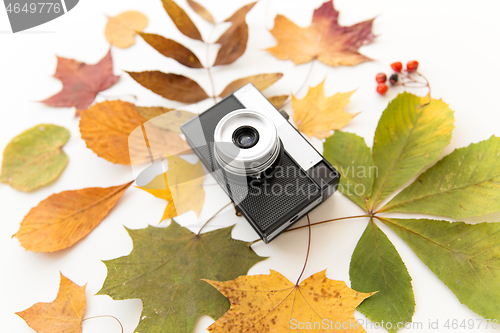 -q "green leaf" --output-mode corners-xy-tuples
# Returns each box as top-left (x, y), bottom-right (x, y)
(0, 124), (70, 191)
(350, 219), (414, 332)
(370, 93), (454, 209)
(381, 136), (500, 218)
(324, 131), (375, 211)
(98, 221), (265, 333)
(381, 217), (500, 320)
